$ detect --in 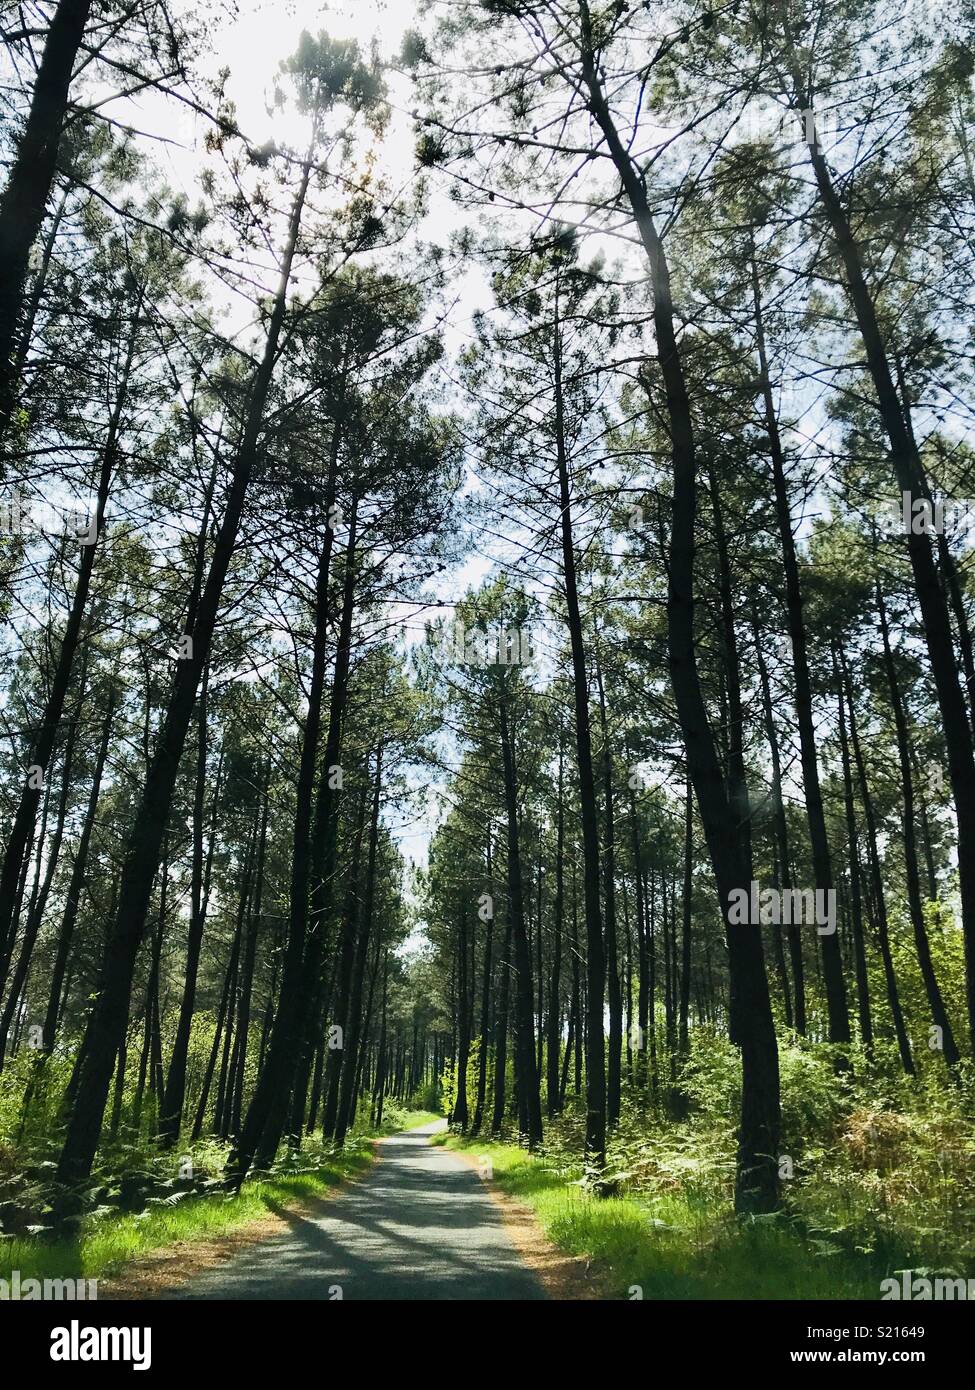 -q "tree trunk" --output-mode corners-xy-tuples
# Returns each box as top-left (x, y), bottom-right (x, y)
(336, 747), (384, 1145)
(471, 834), (495, 1135)
(230, 791), (268, 1136)
(578, 13), (779, 1209)
(41, 685), (116, 1053)
(57, 152), (316, 1191)
(546, 757), (564, 1118)
(552, 275), (605, 1168)
(838, 646), (914, 1075)
(595, 657), (622, 1125)
(877, 586), (960, 1067)
(0, 0), (92, 430)
(792, 56), (975, 1056)
(491, 912), (512, 1135)
(498, 680), (542, 1147)
(749, 240), (848, 1044)
(833, 650), (874, 1055)
(752, 606), (805, 1033)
